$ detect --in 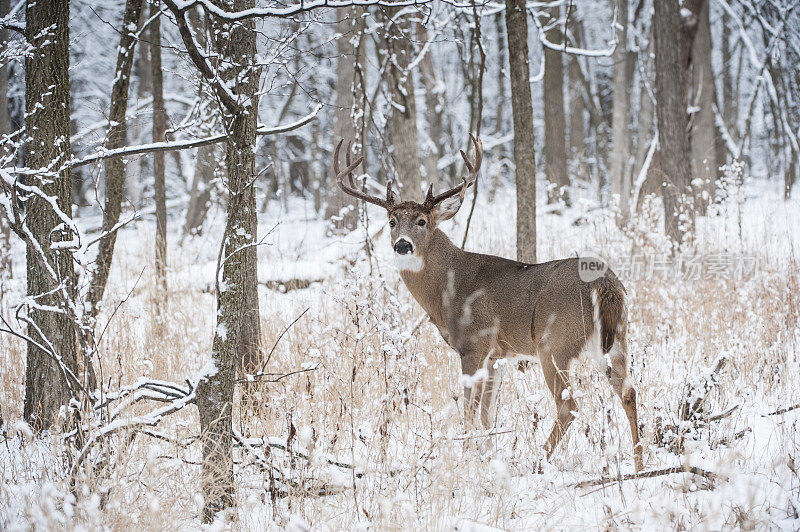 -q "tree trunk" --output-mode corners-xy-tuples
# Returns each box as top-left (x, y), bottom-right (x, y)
(543, 7), (569, 206)
(689, 0), (719, 214)
(417, 22), (446, 187)
(23, 0), (79, 432)
(0, 0), (11, 279)
(324, 7), (365, 231)
(87, 0), (144, 318)
(183, 8), (218, 238)
(632, 37), (657, 212)
(183, 144), (217, 236)
(197, 0), (262, 520)
(383, 5), (422, 200)
(567, 17), (586, 178)
(653, 0), (694, 246)
(720, 9), (735, 142)
(150, 0), (167, 300)
(608, 0), (635, 221)
(505, 0), (537, 263)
